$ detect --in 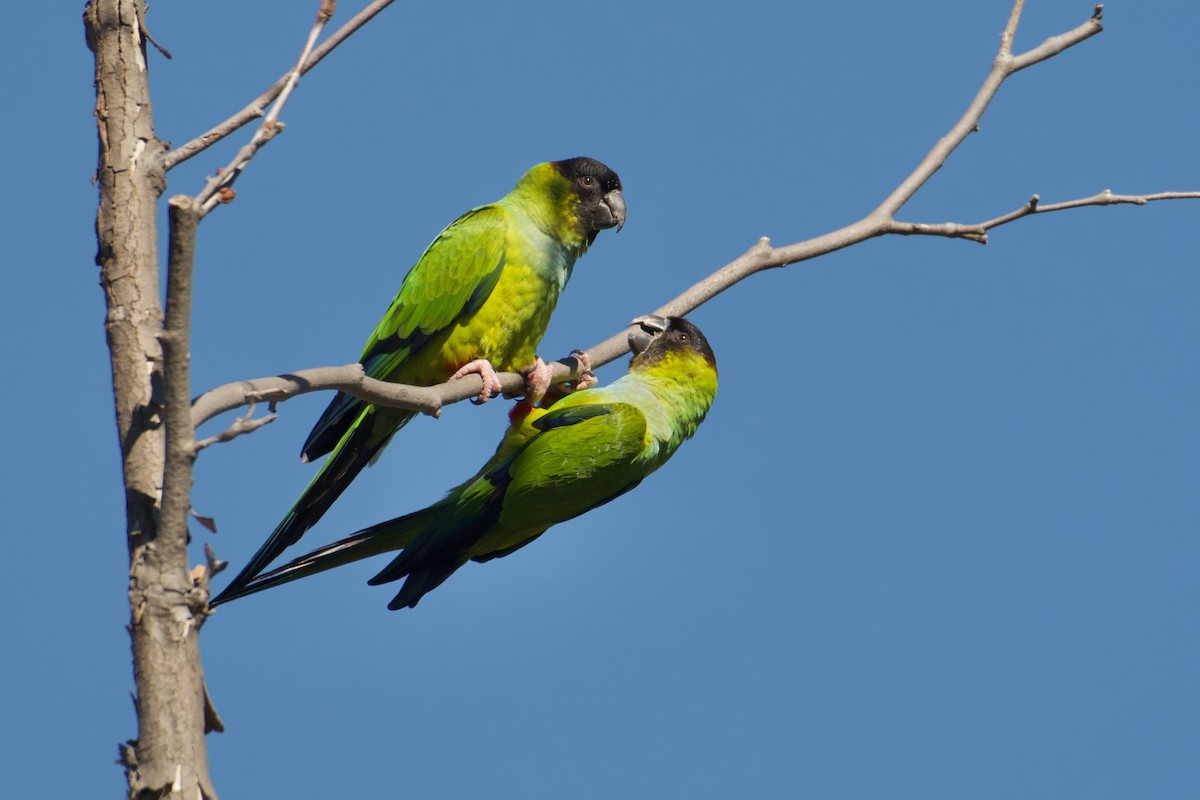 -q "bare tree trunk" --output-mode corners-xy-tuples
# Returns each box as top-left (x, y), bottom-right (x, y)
(85, 1), (216, 797)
